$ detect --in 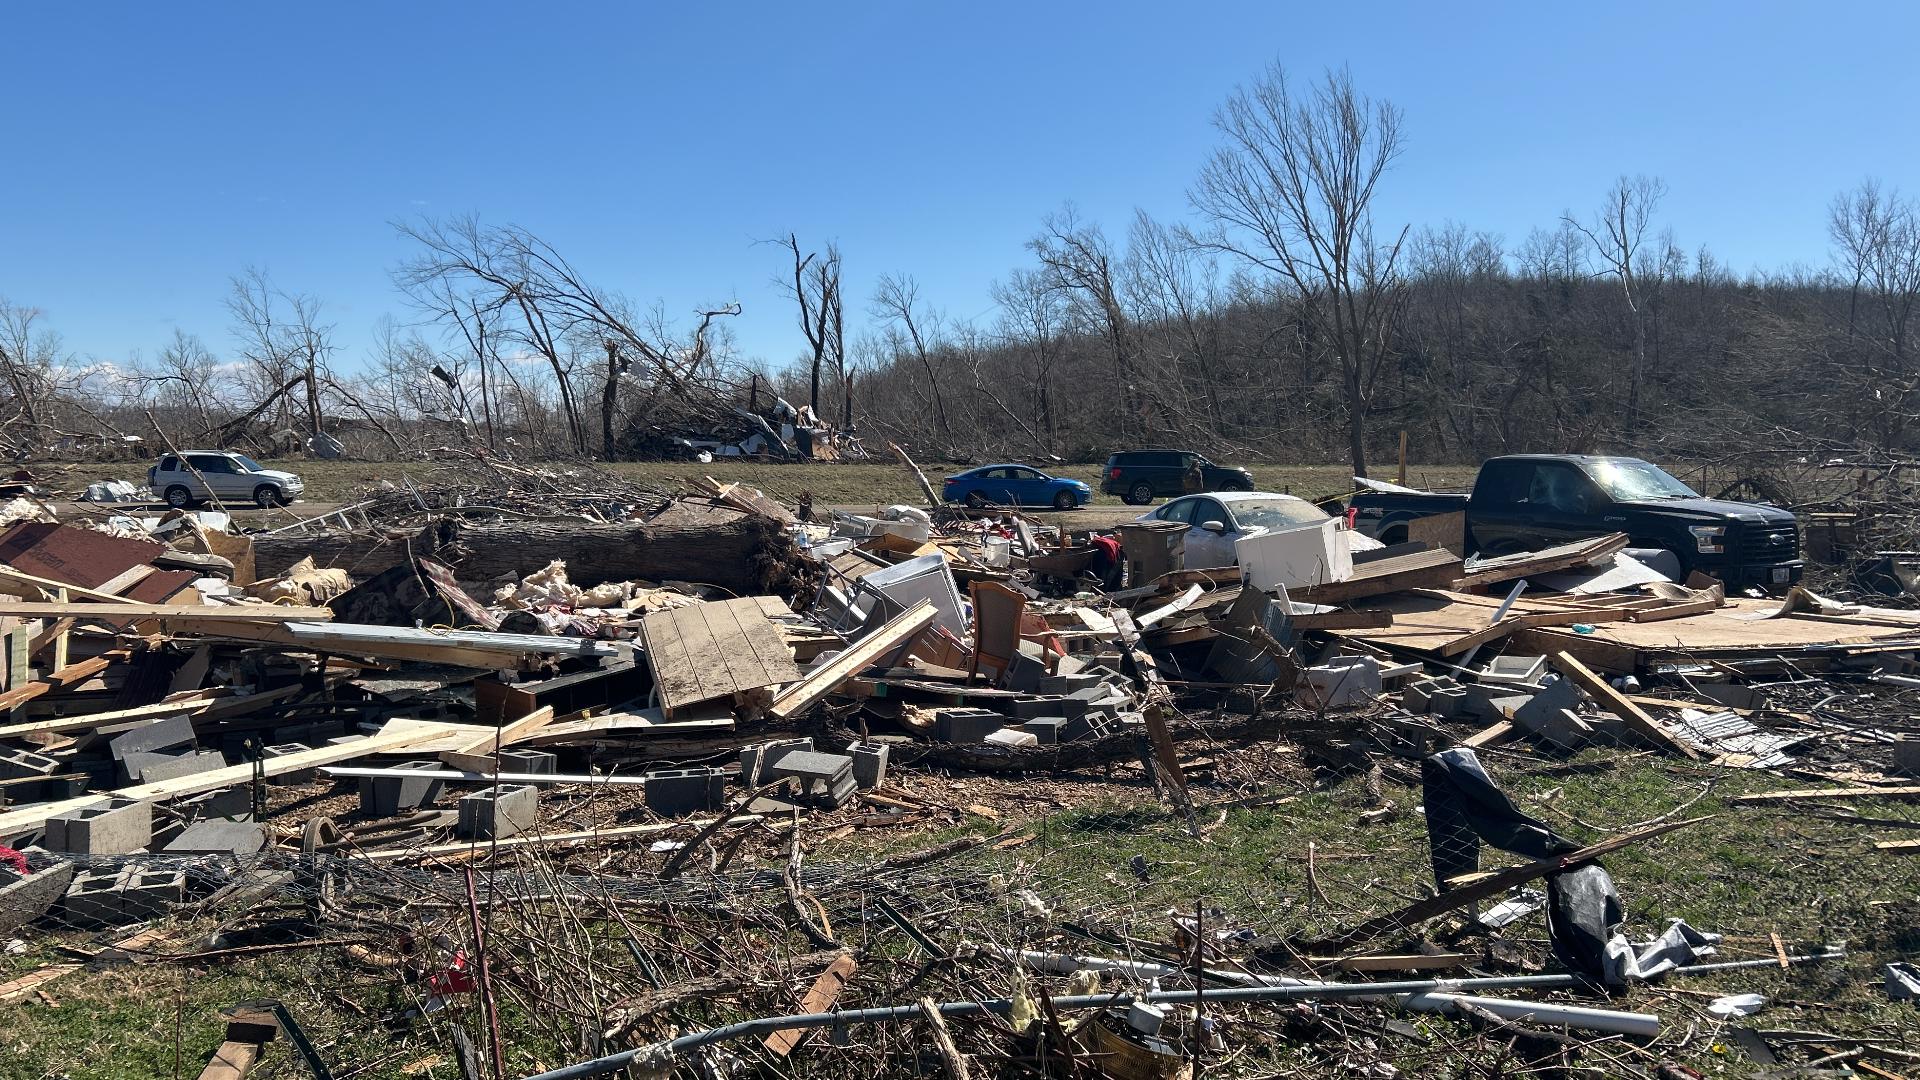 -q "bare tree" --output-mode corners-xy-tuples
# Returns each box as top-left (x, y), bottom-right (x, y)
(1029, 207), (1144, 438)
(1189, 64), (1408, 475)
(226, 269), (332, 439)
(0, 297), (60, 441)
(1565, 175), (1667, 428)
(872, 274), (955, 451)
(1830, 179), (1920, 365)
(774, 235), (847, 426)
